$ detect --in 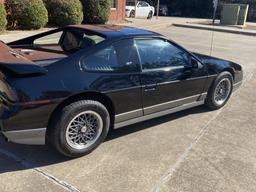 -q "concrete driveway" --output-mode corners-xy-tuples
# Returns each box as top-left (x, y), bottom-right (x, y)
(0, 23), (256, 192)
